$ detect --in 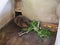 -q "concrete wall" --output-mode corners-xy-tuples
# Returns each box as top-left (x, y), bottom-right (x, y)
(0, 0), (14, 29)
